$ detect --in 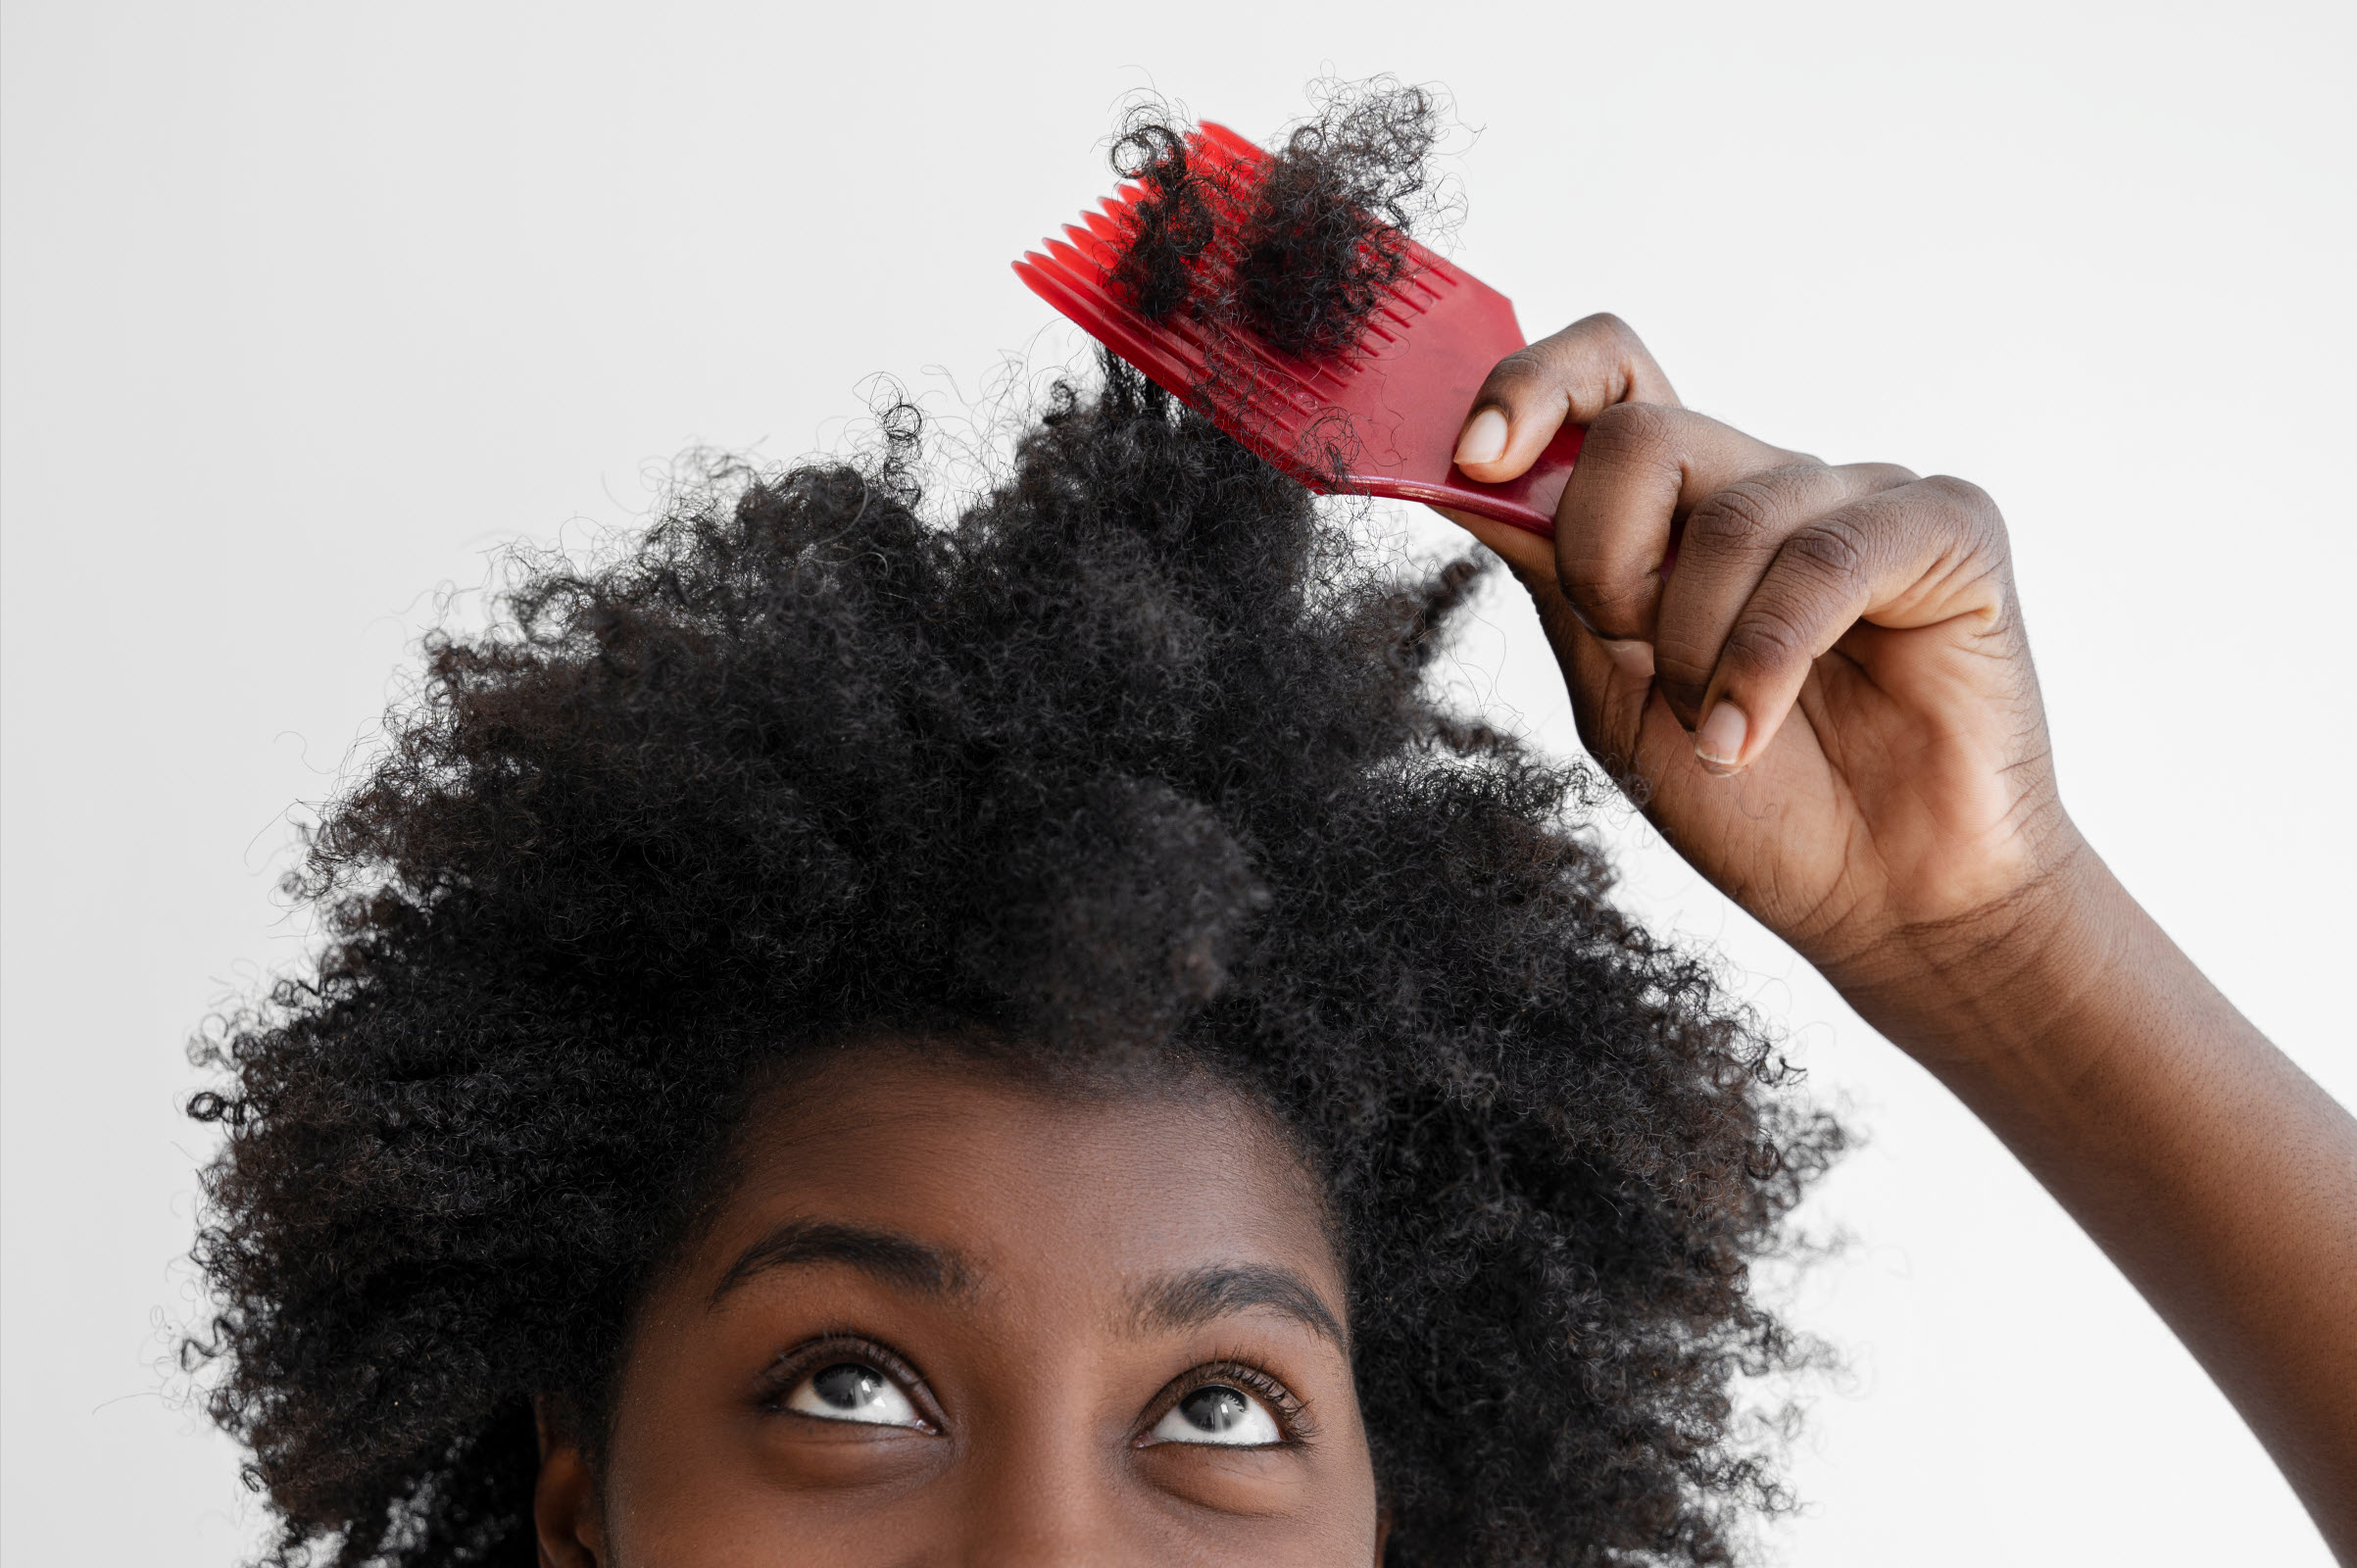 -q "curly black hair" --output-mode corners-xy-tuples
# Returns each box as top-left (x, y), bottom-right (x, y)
(187, 87), (1841, 1568)
(1109, 79), (1449, 360)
